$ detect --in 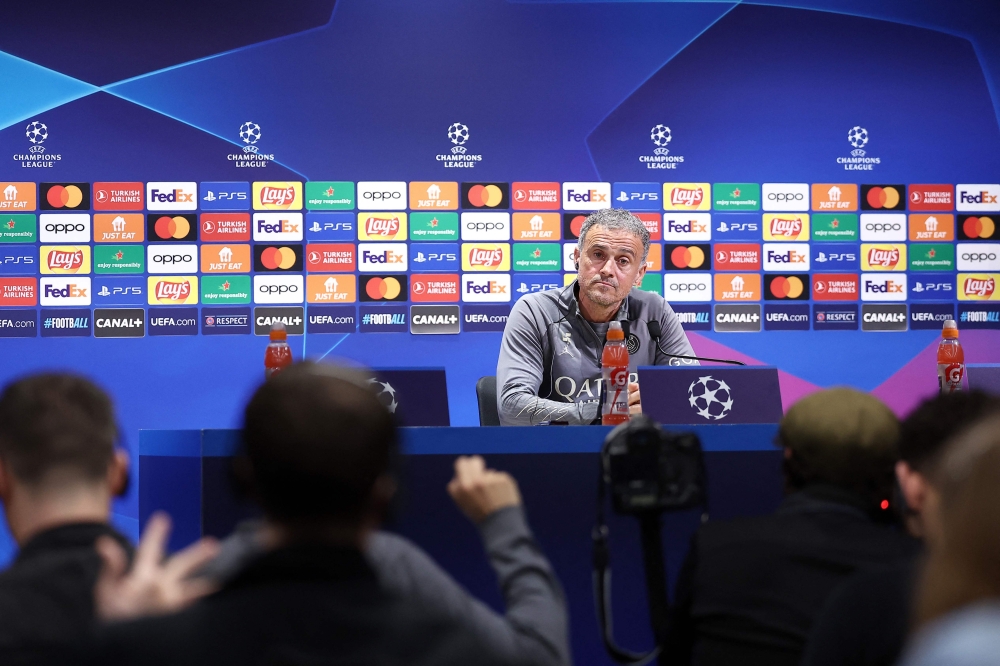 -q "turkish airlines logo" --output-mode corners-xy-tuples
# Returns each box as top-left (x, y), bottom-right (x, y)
(812, 274), (858, 301)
